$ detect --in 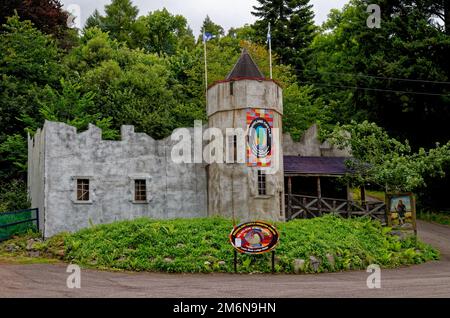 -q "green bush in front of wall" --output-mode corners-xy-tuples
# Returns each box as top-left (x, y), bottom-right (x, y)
(7, 215), (435, 274)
